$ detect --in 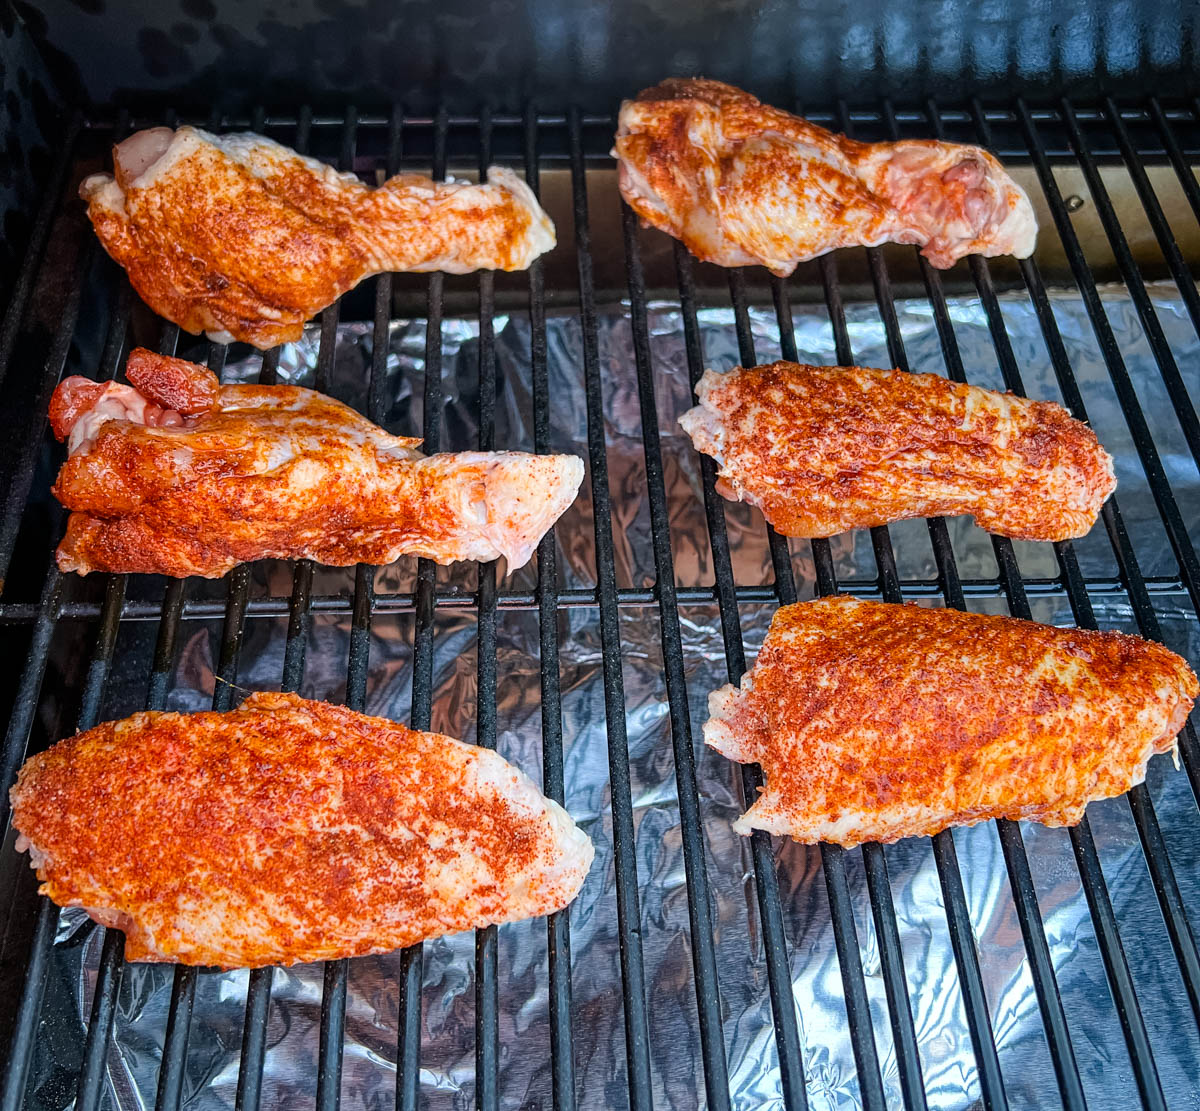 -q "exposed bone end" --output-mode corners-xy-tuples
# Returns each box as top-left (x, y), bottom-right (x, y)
(113, 127), (176, 190)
